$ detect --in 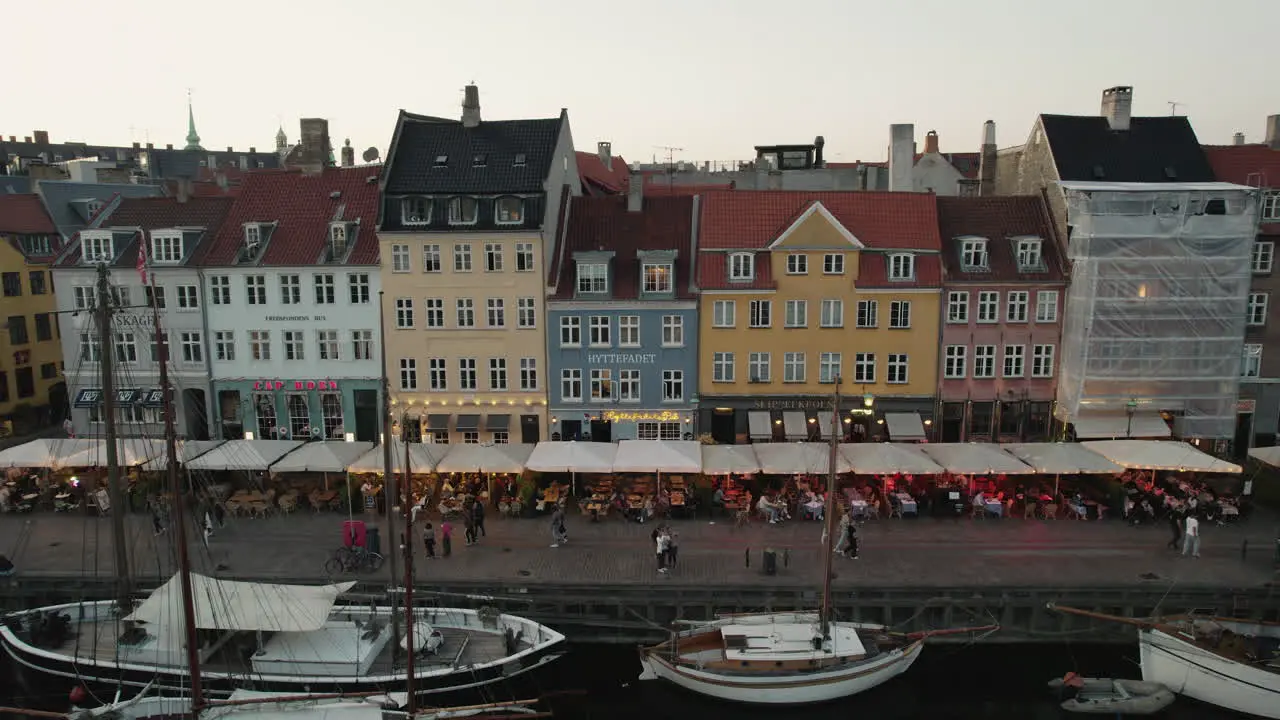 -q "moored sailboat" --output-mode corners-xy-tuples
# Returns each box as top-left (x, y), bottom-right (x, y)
(636, 379), (997, 704)
(1048, 604), (1280, 719)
